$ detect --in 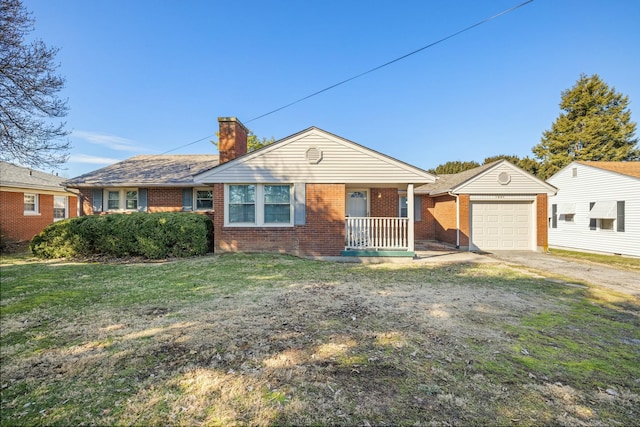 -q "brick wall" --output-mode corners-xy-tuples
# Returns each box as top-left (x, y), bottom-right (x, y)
(148, 188), (183, 212)
(458, 194), (470, 248)
(536, 193), (548, 250)
(415, 196), (435, 240)
(0, 190), (78, 242)
(214, 183), (346, 257)
(370, 188), (398, 217)
(432, 195), (457, 246)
